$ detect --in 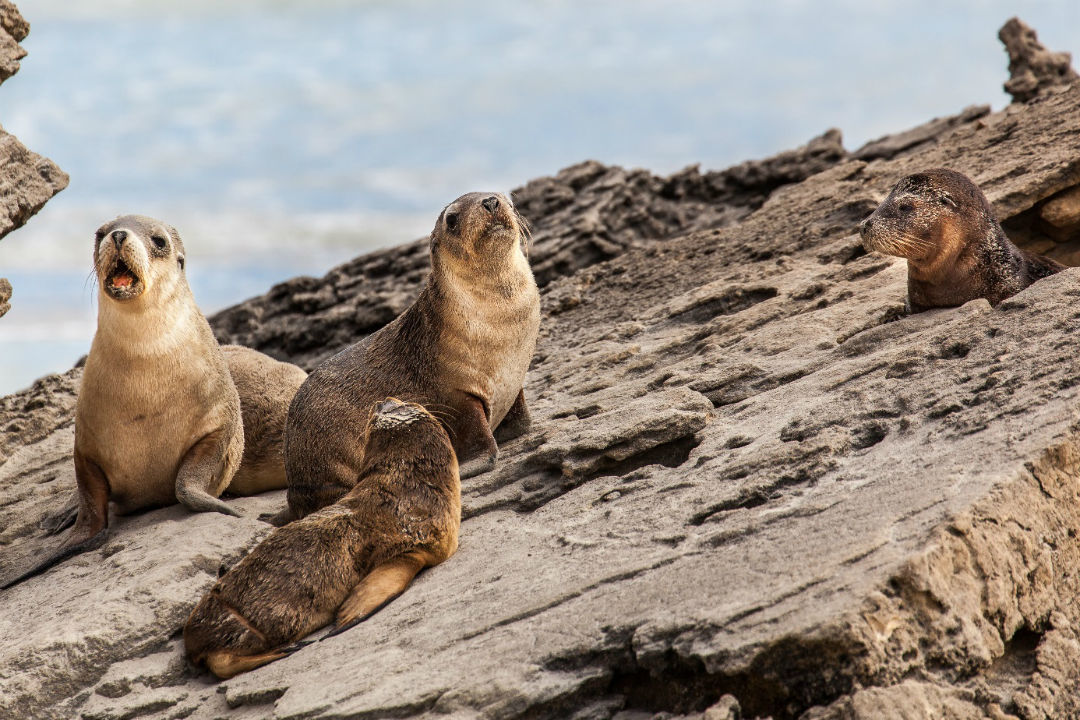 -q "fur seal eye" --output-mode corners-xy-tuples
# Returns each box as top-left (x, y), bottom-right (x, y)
(898, 202), (915, 214)
(445, 212), (459, 233)
(151, 235), (168, 250)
